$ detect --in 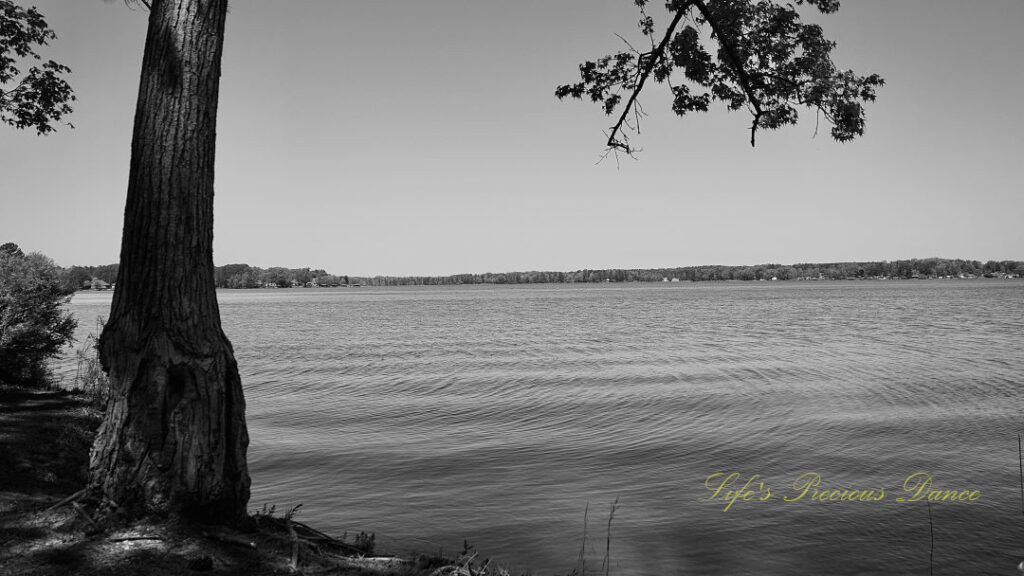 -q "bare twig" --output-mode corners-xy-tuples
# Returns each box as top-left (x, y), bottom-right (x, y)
(595, 137), (634, 169)
(461, 551), (479, 576)
(614, 33), (642, 55)
(632, 99), (645, 136)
